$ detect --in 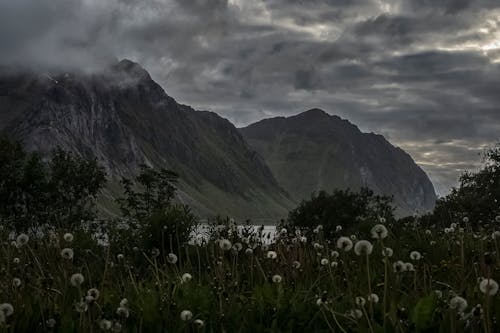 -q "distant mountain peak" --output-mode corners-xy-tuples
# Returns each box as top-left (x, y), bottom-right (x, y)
(111, 59), (151, 81)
